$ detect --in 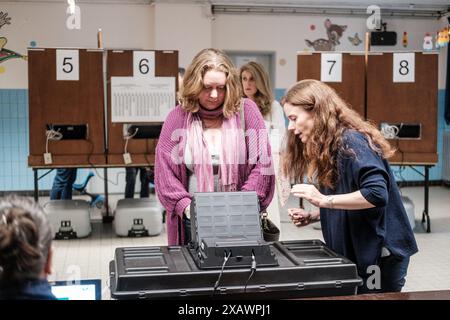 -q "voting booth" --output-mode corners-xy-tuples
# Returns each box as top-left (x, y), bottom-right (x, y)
(28, 48), (106, 167)
(106, 50), (178, 166)
(297, 51), (438, 165)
